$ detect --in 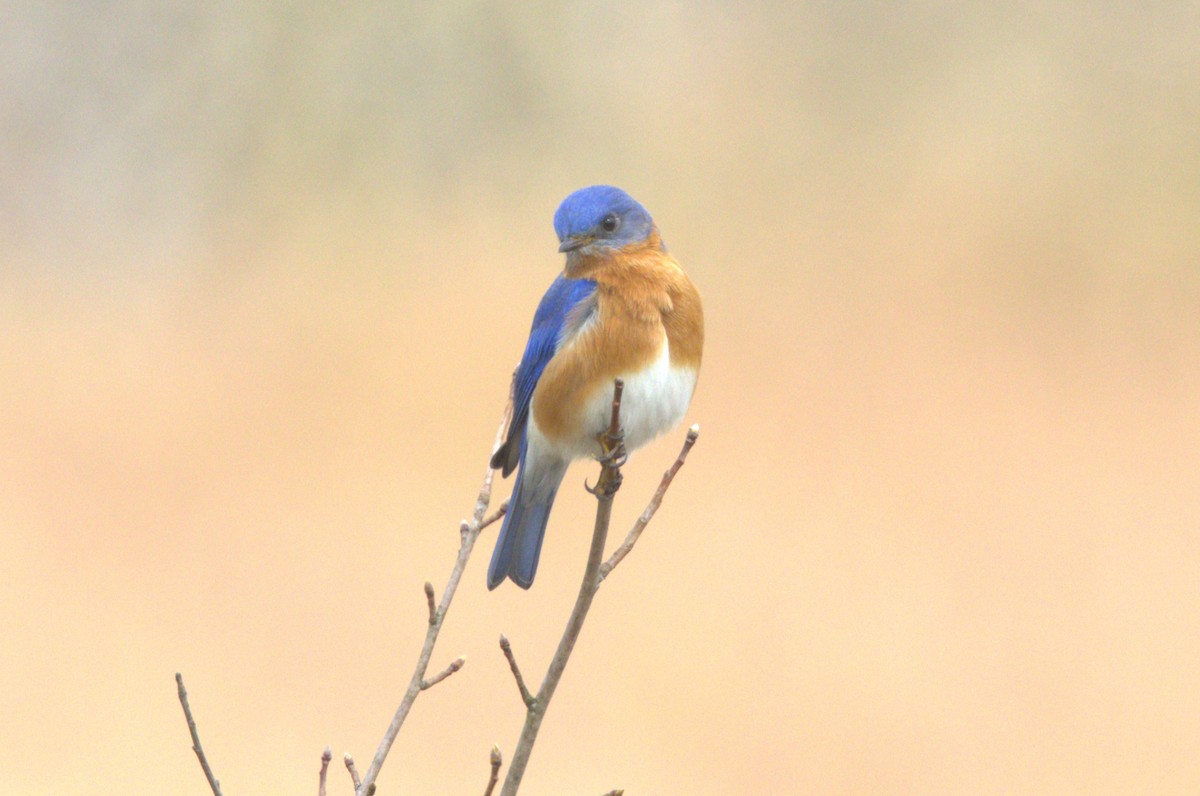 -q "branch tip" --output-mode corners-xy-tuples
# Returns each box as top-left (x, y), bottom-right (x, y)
(319, 746), (332, 796)
(421, 655), (466, 690)
(344, 753), (362, 789)
(484, 744), (503, 796)
(499, 635), (535, 707)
